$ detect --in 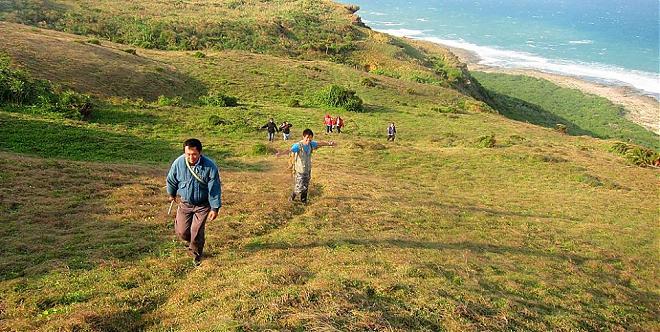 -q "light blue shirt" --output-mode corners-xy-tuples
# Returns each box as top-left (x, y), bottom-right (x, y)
(291, 141), (318, 153)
